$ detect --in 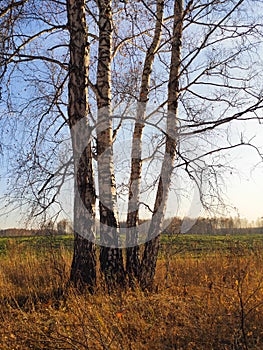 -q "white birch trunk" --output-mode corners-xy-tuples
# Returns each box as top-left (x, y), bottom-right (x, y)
(67, 0), (96, 292)
(139, 0), (184, 290)
(96, 0), (125, 289)
(126, 0), (164, 283)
